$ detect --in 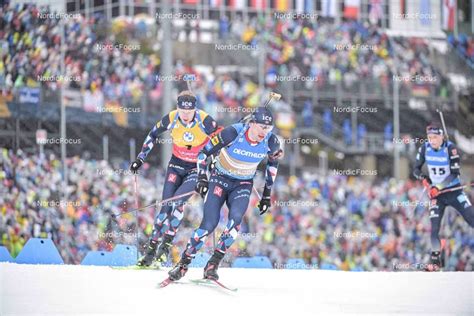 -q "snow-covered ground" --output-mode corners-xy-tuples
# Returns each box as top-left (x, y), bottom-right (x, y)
(0, 262), (472, 316)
